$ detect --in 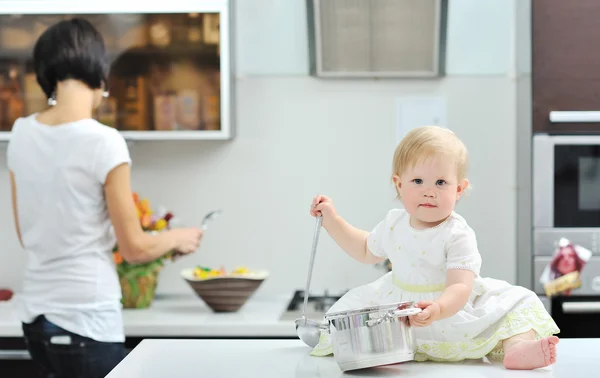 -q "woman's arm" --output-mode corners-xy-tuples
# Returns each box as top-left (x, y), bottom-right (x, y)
(104, 163), (201, 264)
(9, 171), (23, 248)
